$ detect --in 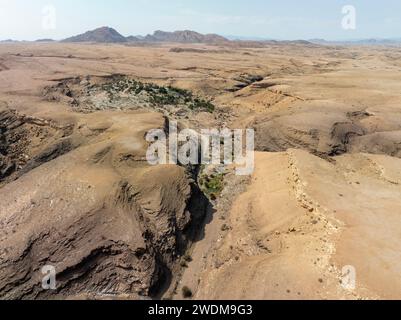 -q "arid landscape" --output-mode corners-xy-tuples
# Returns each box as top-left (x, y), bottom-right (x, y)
(1, 29), (401, 300)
